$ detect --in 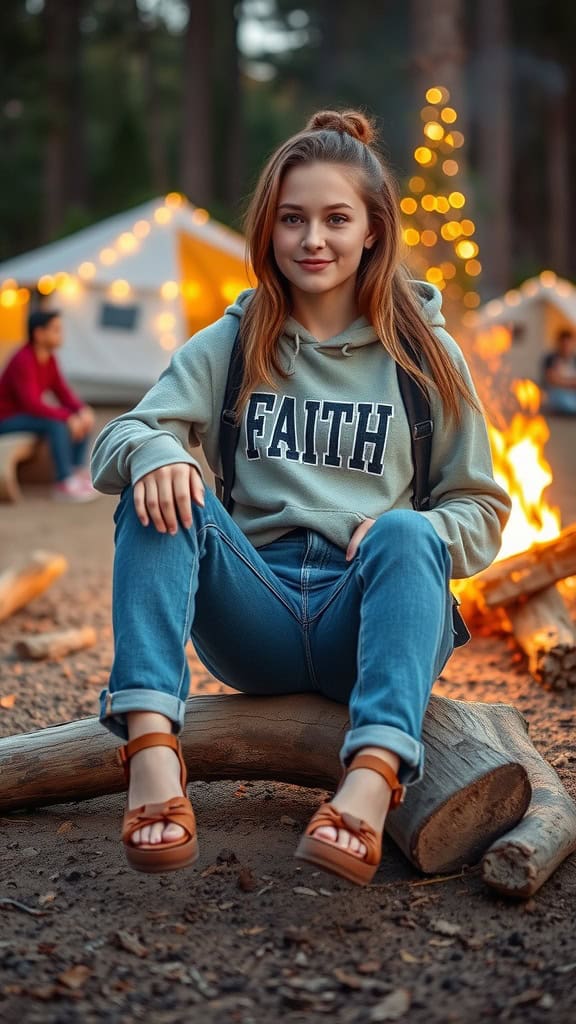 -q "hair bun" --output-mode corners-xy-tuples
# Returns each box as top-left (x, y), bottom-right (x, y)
(306, 109), (377, 145)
